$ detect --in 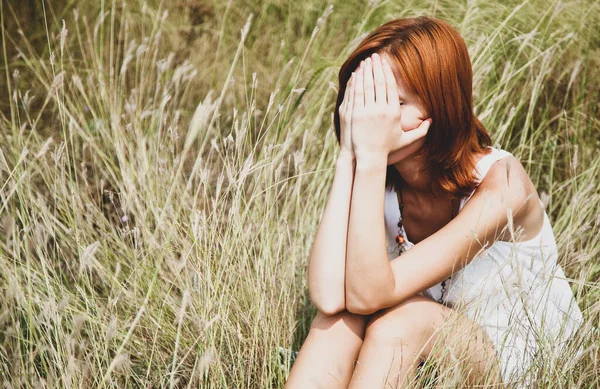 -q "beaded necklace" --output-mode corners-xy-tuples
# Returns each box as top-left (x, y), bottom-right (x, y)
(395, 187), (457, 305)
